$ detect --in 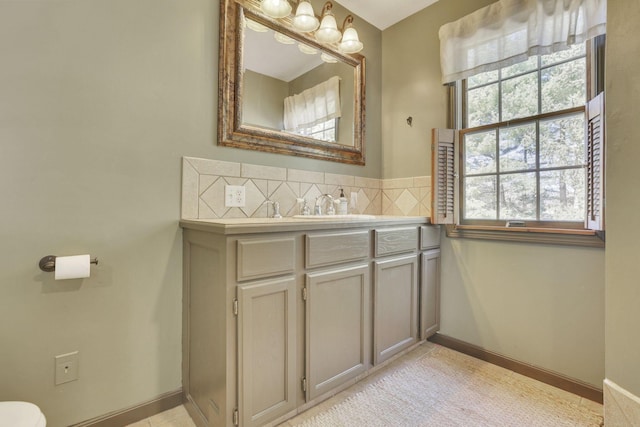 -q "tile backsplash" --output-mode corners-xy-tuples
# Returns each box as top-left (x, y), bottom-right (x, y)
(182, 157), (431, 219)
